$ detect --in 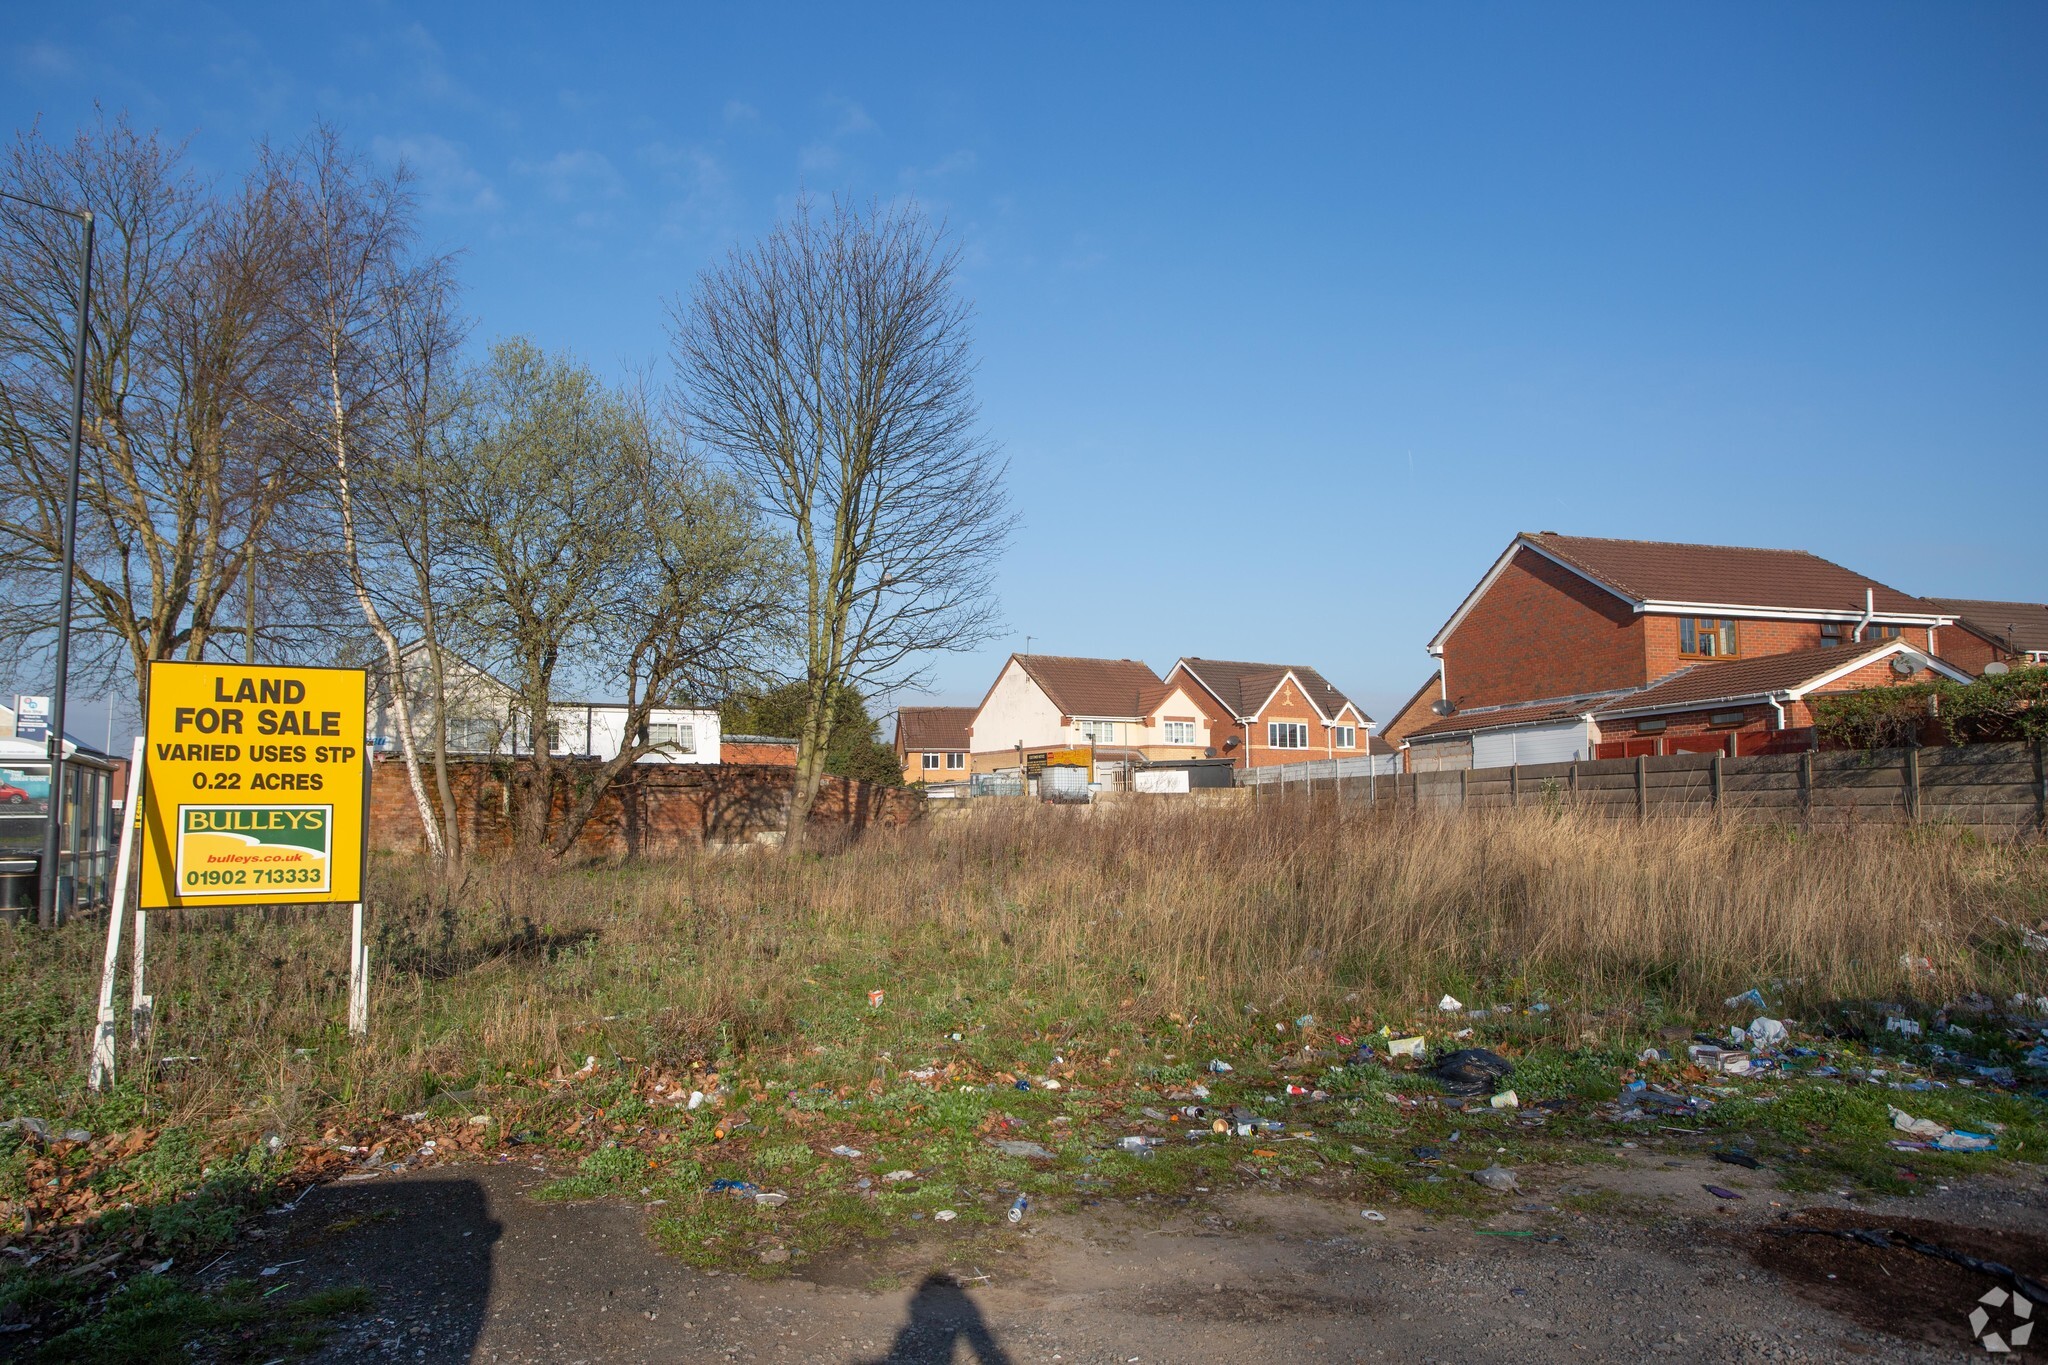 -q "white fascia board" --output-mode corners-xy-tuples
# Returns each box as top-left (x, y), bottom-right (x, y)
(1782, 642), (1974, 698)
(1247, 669), (1334, 724)
(1417, 710), (1598, 742)
(1596, 692), (1790, 722)
(1638, 600), (1956, 626)
(1428, 537), (1634, 651)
